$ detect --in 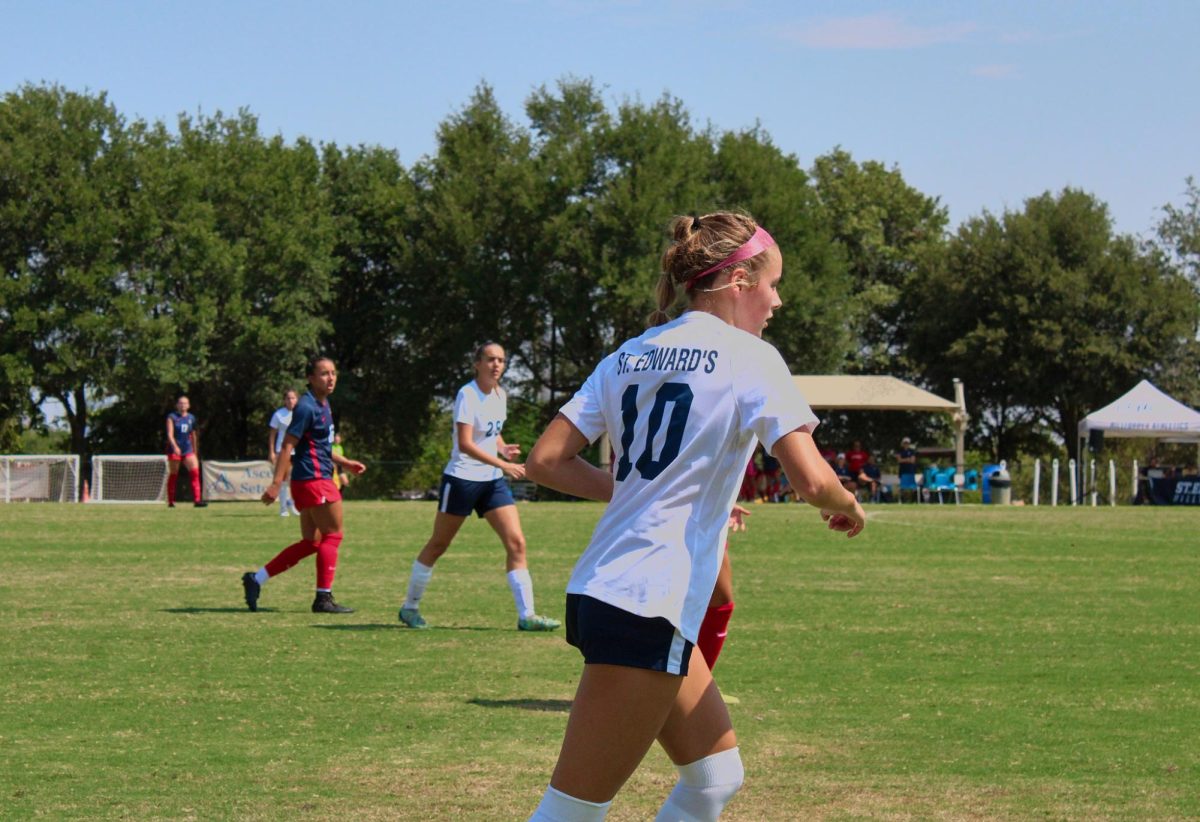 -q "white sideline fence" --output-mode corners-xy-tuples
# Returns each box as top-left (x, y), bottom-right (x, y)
(1, 455), (80, 503)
